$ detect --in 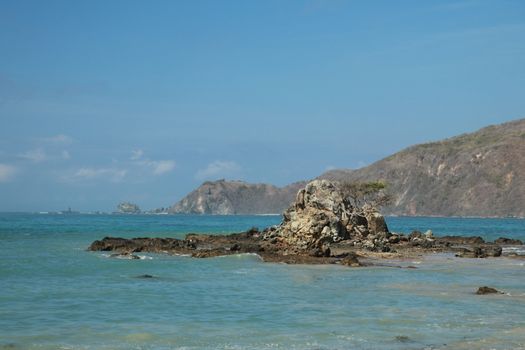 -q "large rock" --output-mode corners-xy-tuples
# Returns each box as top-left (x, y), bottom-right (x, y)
(264, 180), (389, 253)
